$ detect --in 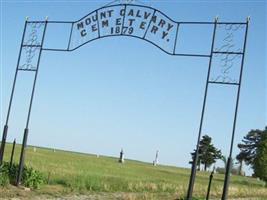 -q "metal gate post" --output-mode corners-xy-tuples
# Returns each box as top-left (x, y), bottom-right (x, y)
(221, 17), (249, 200)
(9, 139), (16, 169)
(186, 17), (218, 200)
(0, 20), (28, 165)
(16, 18), (48, 186)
